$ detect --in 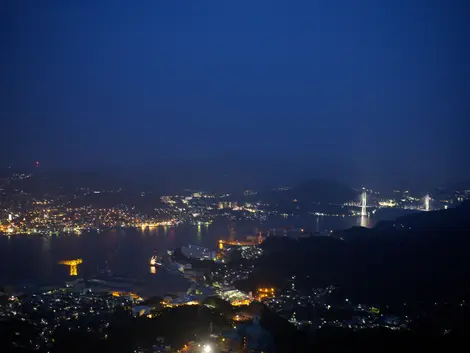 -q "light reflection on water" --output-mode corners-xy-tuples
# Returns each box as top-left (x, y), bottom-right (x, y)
(0, 210), (406, 284)
(359, 215), (372, 228)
